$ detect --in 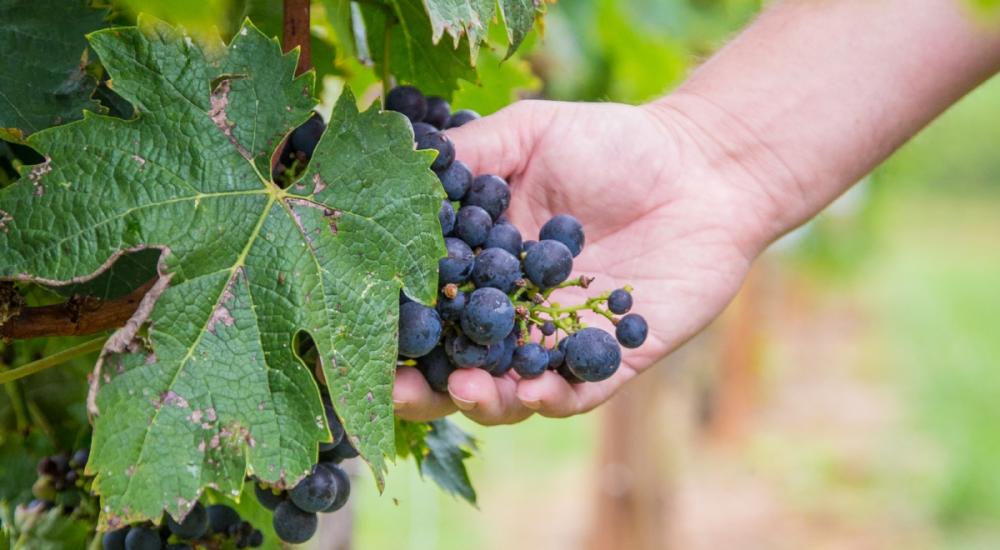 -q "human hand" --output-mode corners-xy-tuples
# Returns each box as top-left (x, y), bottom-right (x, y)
(393, 98), (781, 425)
